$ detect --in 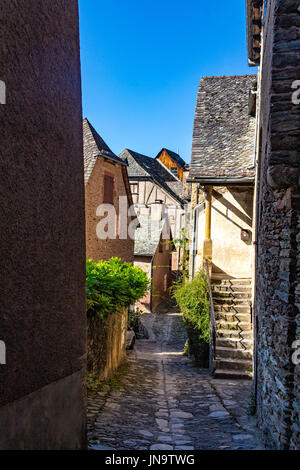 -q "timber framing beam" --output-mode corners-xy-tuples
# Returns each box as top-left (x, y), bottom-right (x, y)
(246, 0), (263, 66)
